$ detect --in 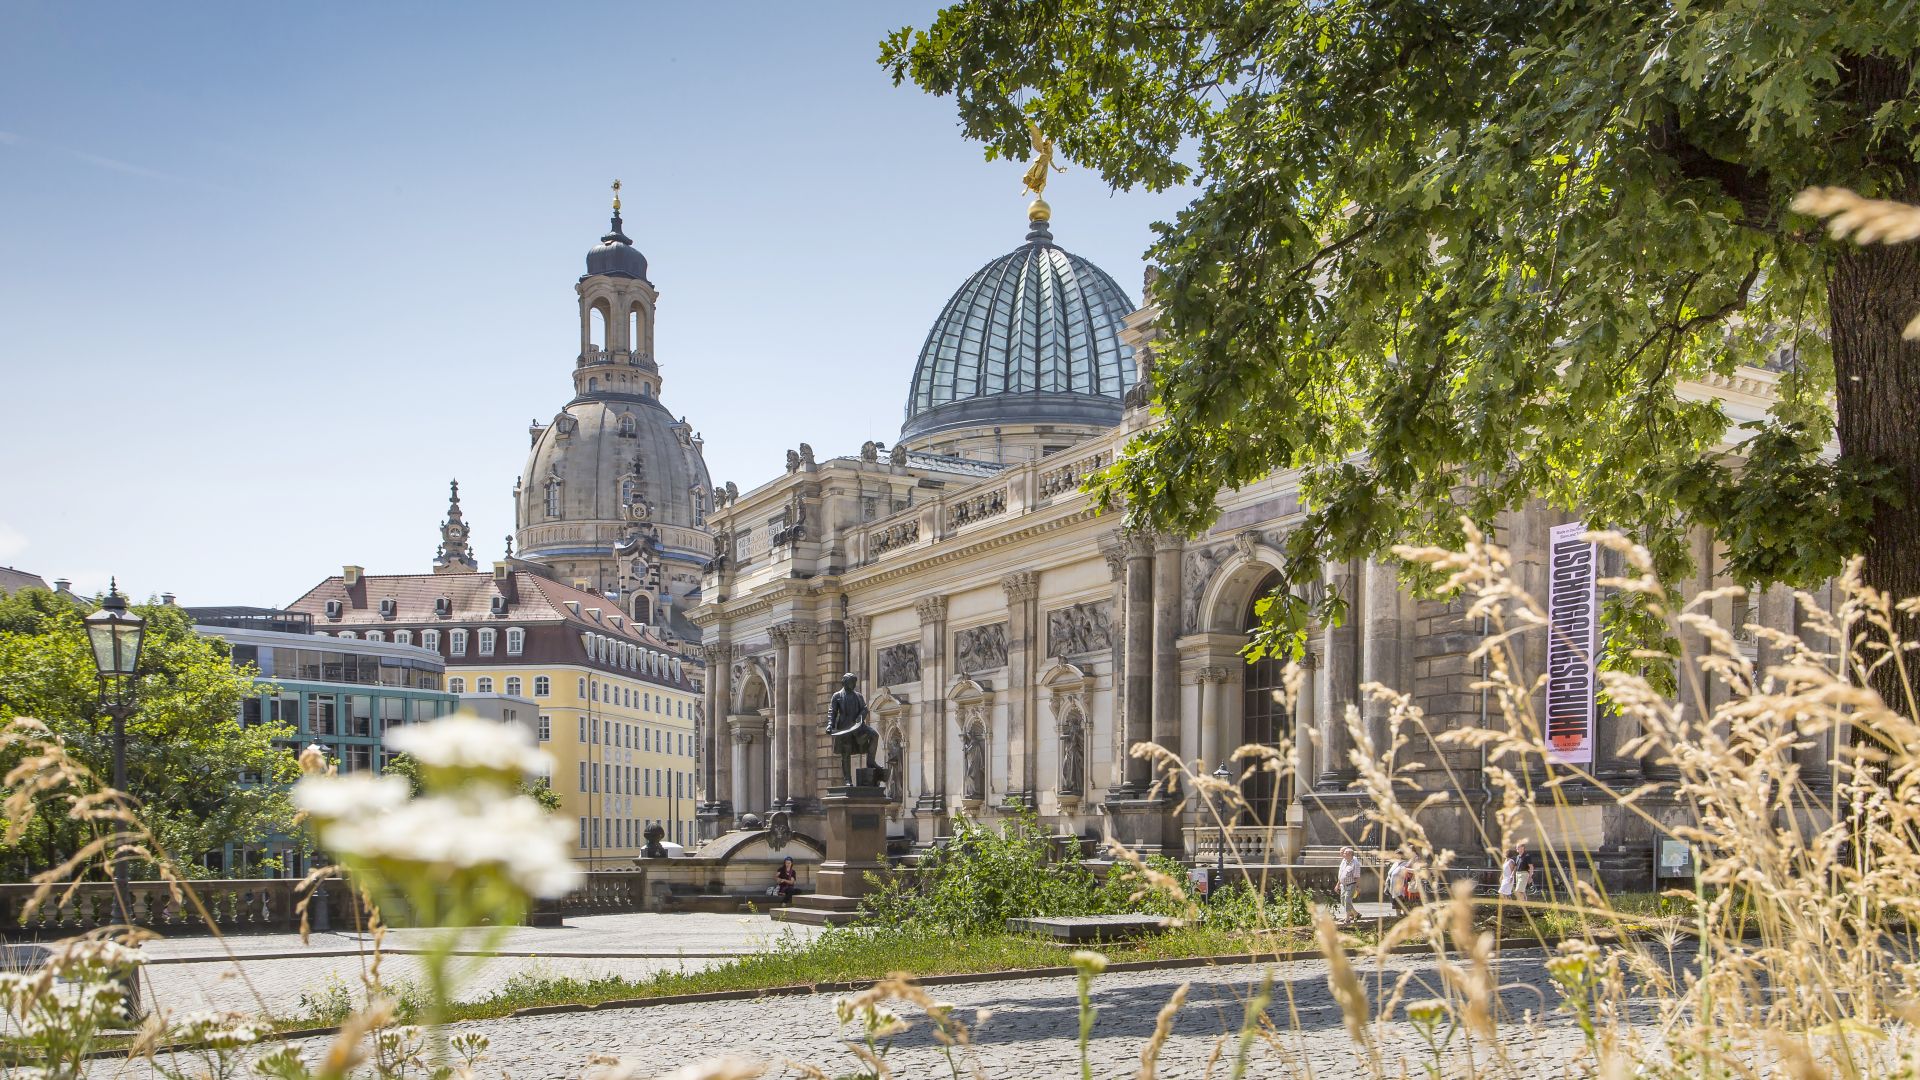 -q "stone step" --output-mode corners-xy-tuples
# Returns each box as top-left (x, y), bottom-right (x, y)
(769, 905), (861, 927)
